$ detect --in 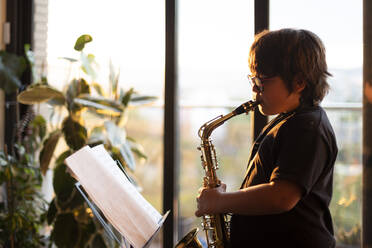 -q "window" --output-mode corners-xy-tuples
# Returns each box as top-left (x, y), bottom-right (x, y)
(45, 1), (165, 245)
(178, 0), (255, 241)
(38, 1), (363, 246)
